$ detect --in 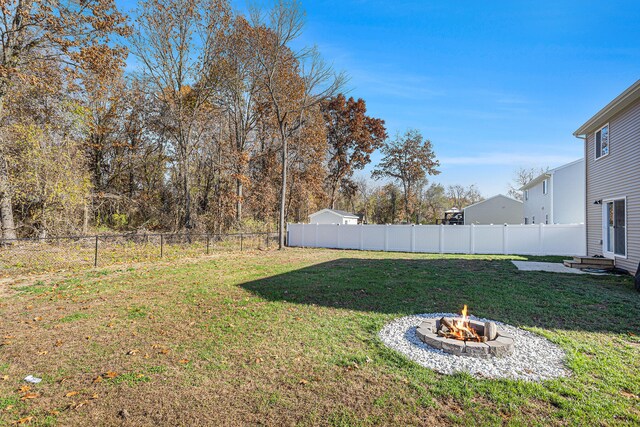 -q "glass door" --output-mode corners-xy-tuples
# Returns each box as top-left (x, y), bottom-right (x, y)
(603, 199), (626, 257)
